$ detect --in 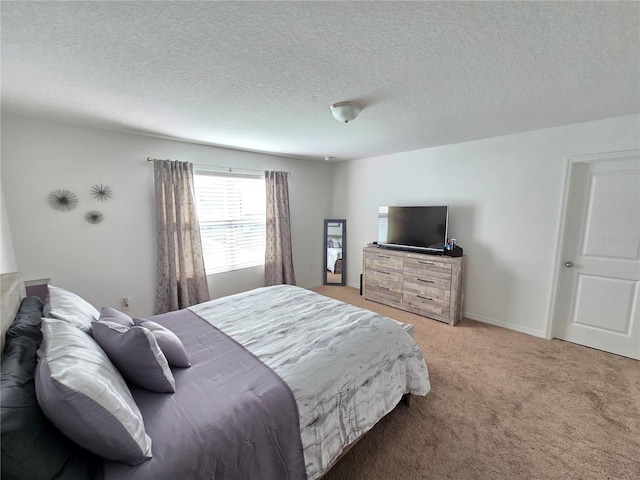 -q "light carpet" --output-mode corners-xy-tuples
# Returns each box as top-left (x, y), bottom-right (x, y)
(313, 286), (640, 480)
